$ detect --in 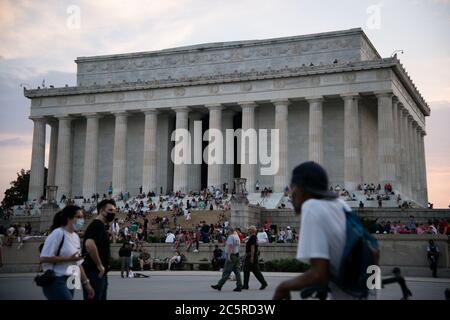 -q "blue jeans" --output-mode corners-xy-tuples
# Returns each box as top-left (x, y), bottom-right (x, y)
(42, 276), (74, 300)
(83, 270), (108, 300)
